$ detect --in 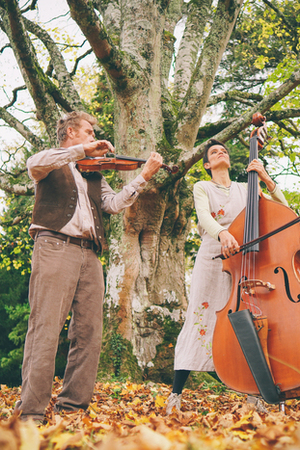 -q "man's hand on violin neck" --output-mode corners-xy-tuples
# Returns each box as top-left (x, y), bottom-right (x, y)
(140, 152), (163, 181)
(83, 140), (115, 157)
